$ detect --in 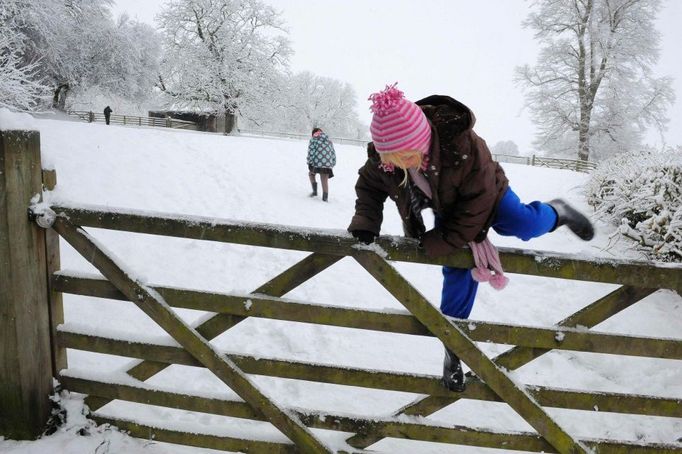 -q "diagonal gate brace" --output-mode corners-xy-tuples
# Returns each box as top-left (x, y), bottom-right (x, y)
(353, 250), (591, 454)
(52, 216), (332, 453)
